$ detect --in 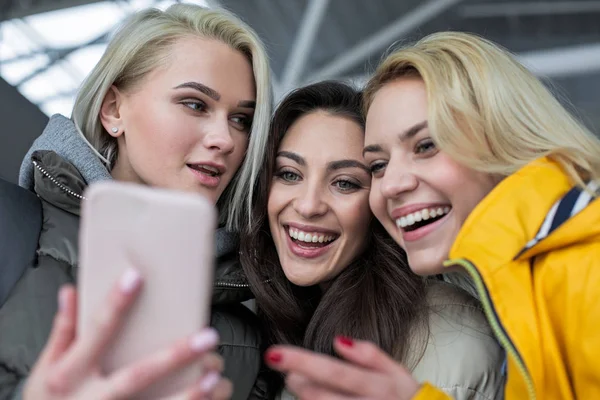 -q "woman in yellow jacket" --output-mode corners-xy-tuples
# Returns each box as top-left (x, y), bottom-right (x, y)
(262, 31), (600, 400)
